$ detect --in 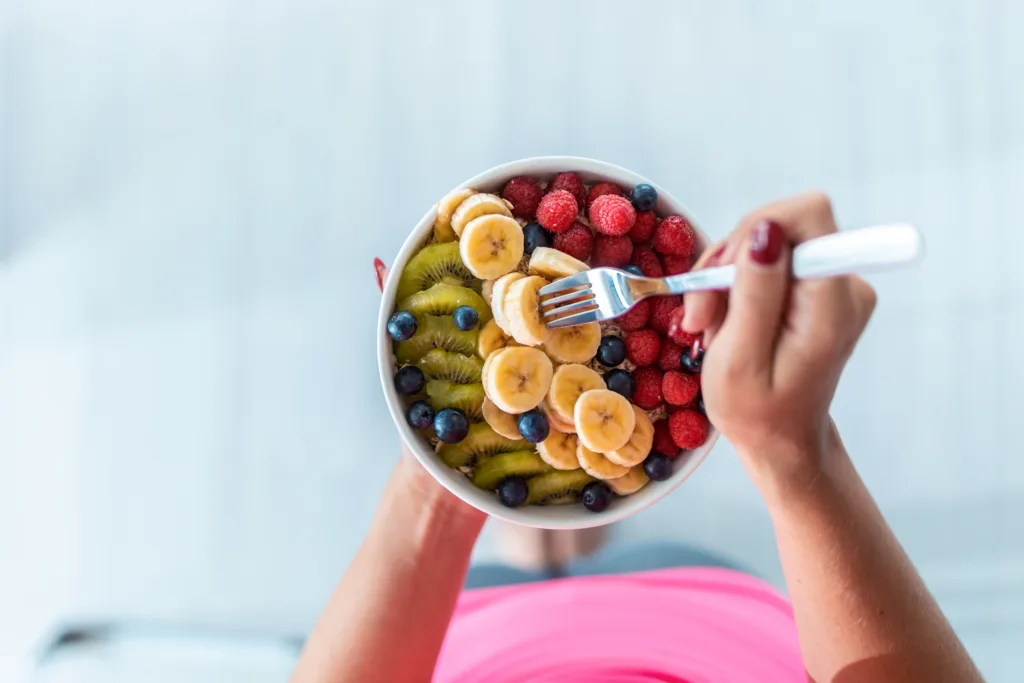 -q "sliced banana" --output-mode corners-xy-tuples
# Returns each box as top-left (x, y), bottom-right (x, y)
(460, 215), (525, 280)
(577, 441), (630, 480)
(544, 322), (602, 364)
(482, 397), (524, 440)
(490, 272), (526, 334)
(607, 466), (650, 495)
(529, 246), (589, 279)
(483, 346), (554, 414)
(480, 348), (508, 401)
(536, 431), (581, 470)
(481, 279), (495, 303)
(605, 405), (654, 467)
(503, 275), (551, 347)
(451, 193), (513, 238)
(574, 389), (636, 453)
(434, 188), (476, 242)
(539, 397), (576, 433)
(478, 319), (509, 359)
(547, 364), (606, 424)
